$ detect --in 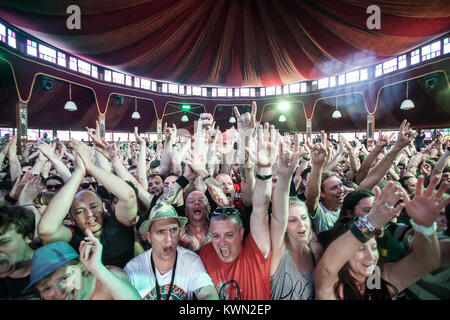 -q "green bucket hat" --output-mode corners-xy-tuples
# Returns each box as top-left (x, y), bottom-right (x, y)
(139, 202), (188, 234)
